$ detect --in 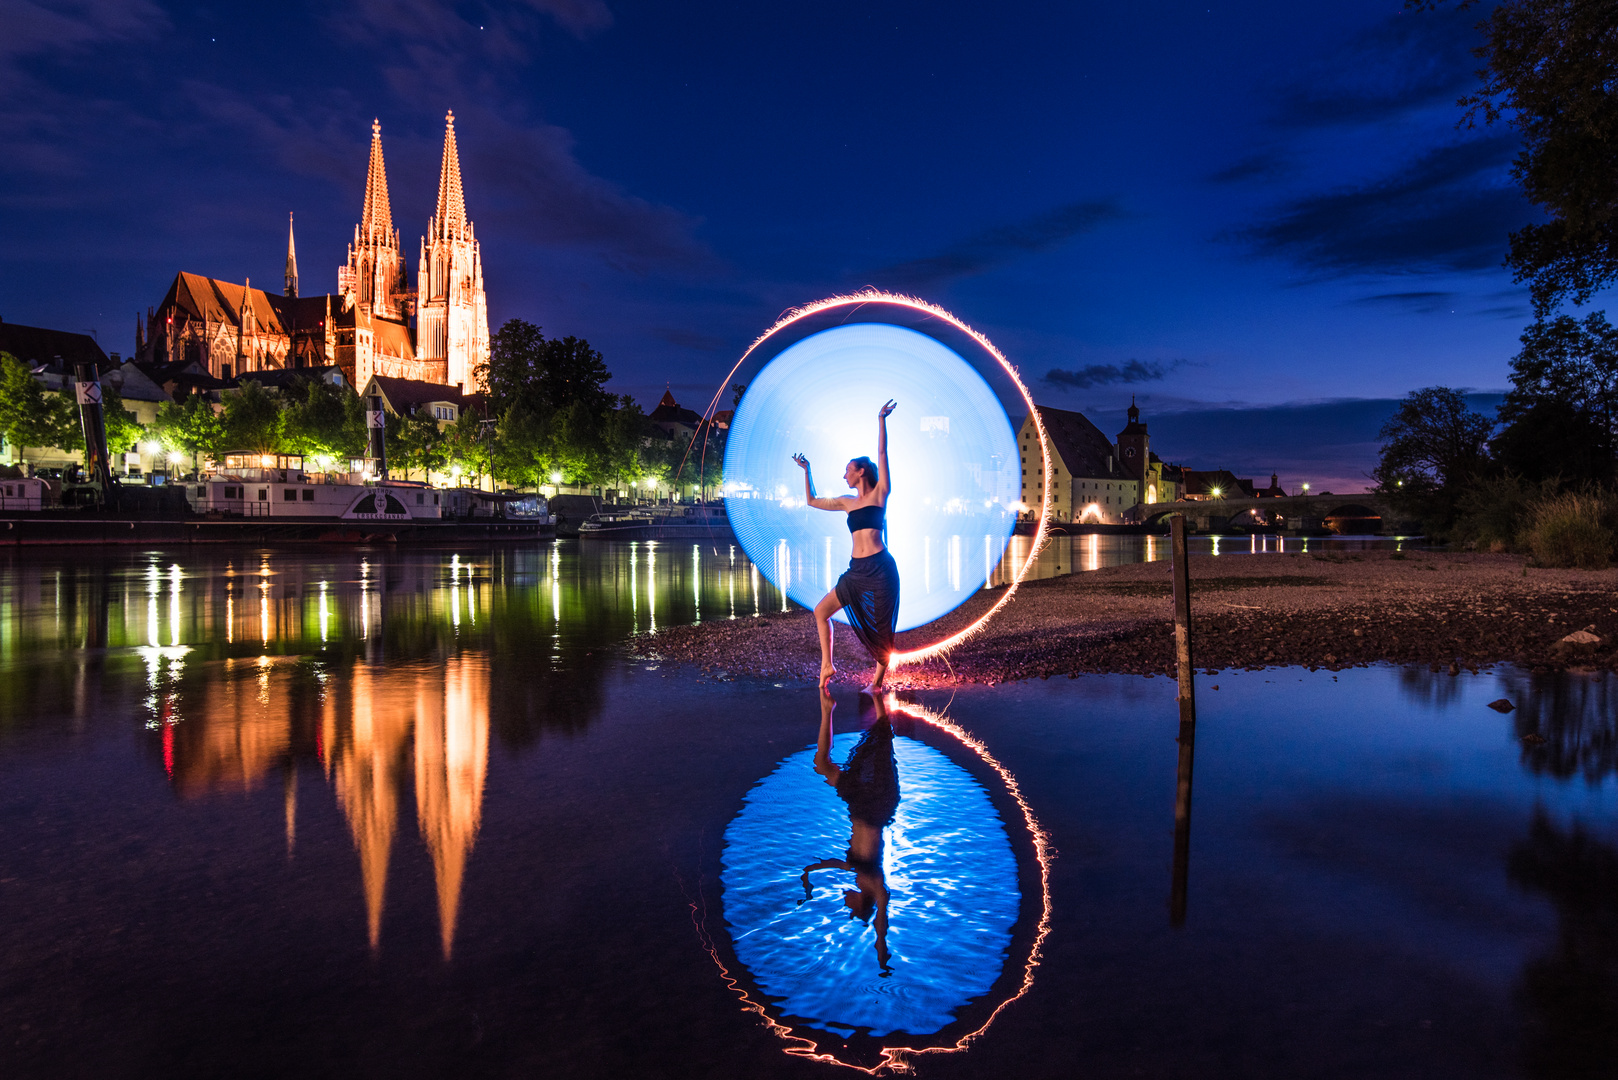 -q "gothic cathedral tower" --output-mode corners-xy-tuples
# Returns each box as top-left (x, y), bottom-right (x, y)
(417, 111), (490, 392)
(342, 121), (410, 323)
